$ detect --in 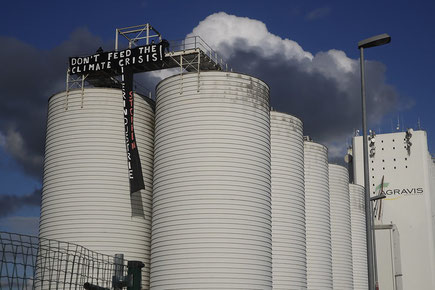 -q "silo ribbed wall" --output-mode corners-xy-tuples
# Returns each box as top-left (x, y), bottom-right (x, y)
(270, 111), (306, 289)
(304, 141), (332, 290)
(151, 71), (271, 289)
(349, 183), (368, 290)
(39, 88), (154, 288)
(329, 164), (353, 289)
